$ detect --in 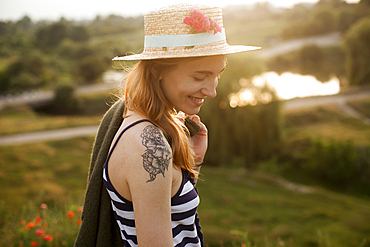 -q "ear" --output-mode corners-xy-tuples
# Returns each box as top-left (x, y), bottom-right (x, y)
(151, 66), (162, 80)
